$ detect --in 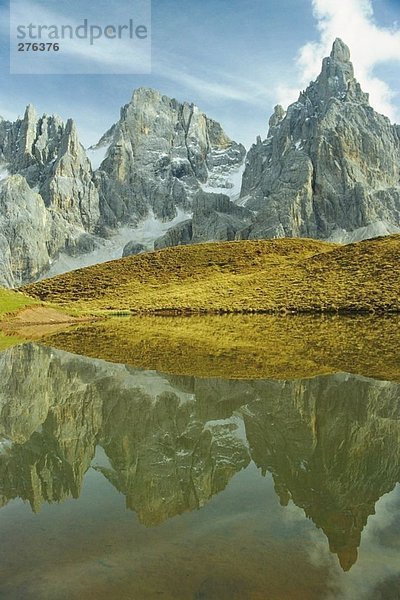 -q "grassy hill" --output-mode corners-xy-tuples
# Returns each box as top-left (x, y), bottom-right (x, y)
(22, 236), (400, 315)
